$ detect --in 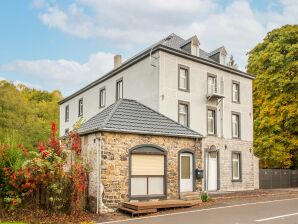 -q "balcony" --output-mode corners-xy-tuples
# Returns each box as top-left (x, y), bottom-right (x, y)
(207, 79), (224, 101)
